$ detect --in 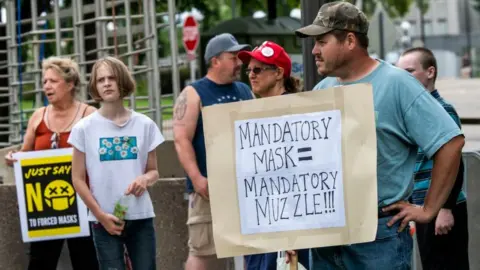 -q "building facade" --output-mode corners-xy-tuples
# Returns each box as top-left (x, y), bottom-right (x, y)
(392, 0), (480, 77)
